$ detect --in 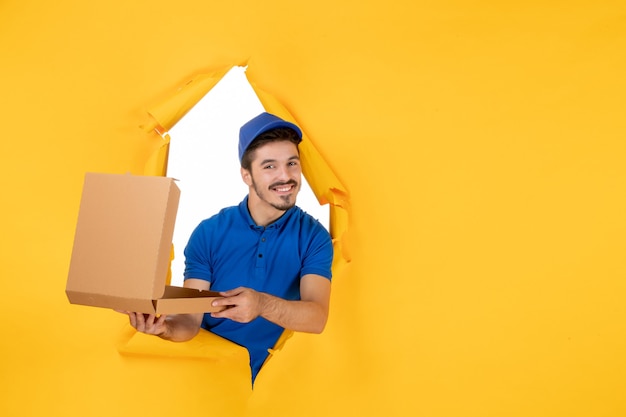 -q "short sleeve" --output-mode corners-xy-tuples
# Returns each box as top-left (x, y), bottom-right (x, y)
(301, 222), (333, 280)
(183, 220), (213, 282)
